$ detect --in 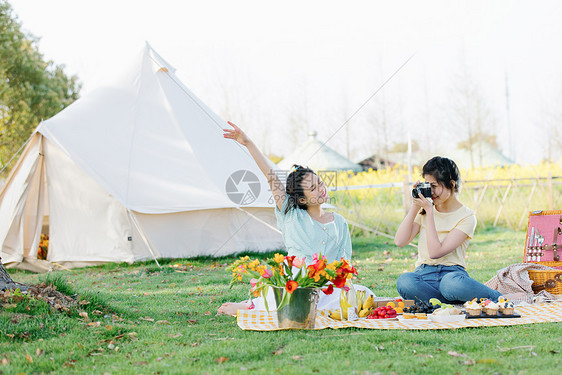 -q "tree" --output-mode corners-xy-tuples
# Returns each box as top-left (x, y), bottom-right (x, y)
(0, 257), (23, 290)
(286, 81), (310, 152)
(391, 140), (420, 153)
(366, 91), (394, 163)
(539, 88), (562, 162)
(448, 66), (496, 168)
(1, 1), (80, 289)
(0, 1), (80, 173)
